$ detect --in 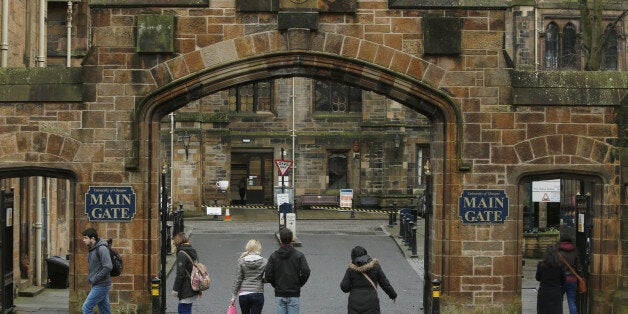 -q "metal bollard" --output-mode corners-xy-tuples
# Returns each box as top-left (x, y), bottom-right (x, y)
(165, 223), (172, 254)
(398, 213), (405, 238)
(410, 224), (418, 257)
(432, 279), (441, 314)
(392, 202), (397, 225)
(404, 217), (412, 244)
(388, 208), (394, 227)
(151, 277), (161, 313)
